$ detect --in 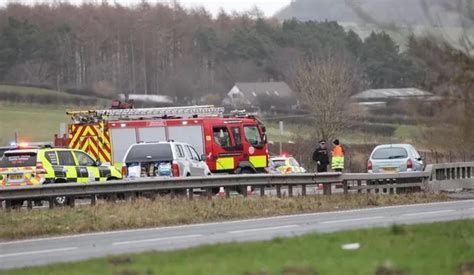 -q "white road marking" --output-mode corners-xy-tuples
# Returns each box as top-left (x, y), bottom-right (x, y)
(112, 234), (203, 246)
(229, 225), (299, 234)
(0, 247), (77, 258)
(401, 210), (456, 217)
(321, 216), (385, 224)
(1, 200), (472, 246)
